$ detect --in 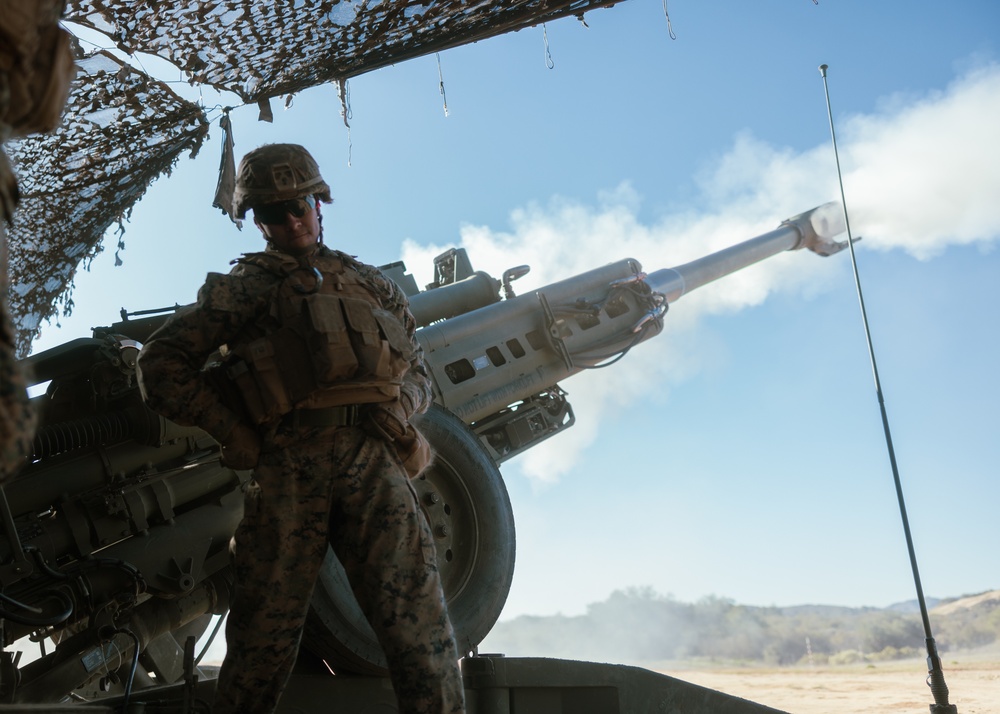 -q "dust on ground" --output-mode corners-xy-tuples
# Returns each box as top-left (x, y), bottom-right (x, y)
(656, 651), (998, 714)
